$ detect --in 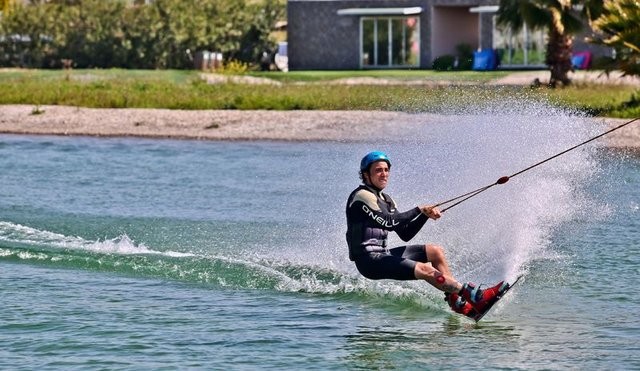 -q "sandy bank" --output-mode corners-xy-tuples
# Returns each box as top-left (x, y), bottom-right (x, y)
(0, 105), (421, 142)
(0, 105), (638, 149)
